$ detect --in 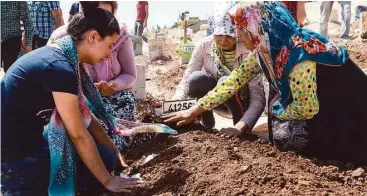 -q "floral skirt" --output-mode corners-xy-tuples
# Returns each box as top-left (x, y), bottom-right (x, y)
(100, 90), (136, 150)
(102, 90), (136, 121)
(98, 90), (178, 151)
(269, 59), (367, 165)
